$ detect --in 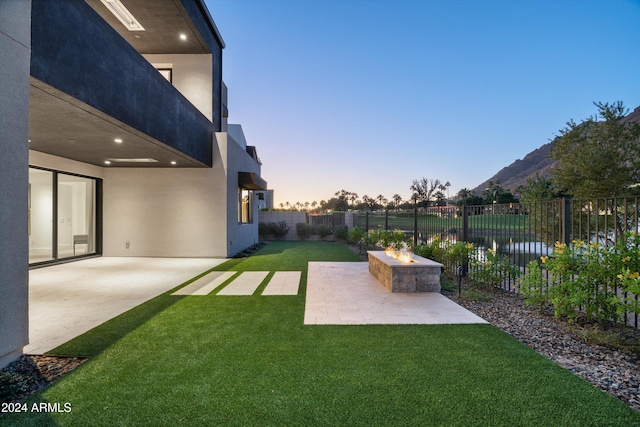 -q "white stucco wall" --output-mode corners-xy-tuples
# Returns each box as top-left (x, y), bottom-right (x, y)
(102, 165), (228, 257)
(143, 54), (213, 122)
(28, 130), (263, 259)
